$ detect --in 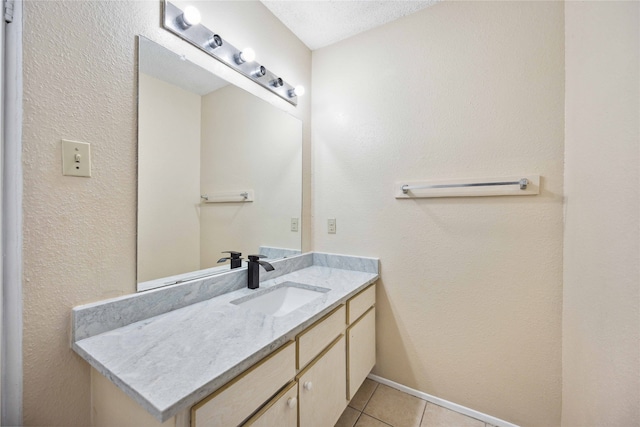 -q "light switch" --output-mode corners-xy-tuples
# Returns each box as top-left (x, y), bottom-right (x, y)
(291, 218), (299, 232)
(328, 218), (336, 234)
(62, 139), (91, 177)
